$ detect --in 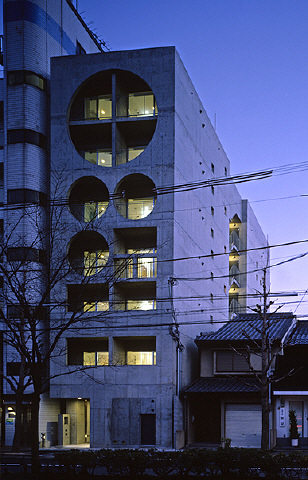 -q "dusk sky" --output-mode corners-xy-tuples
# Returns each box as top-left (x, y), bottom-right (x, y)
(3, 1), (308, 314)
